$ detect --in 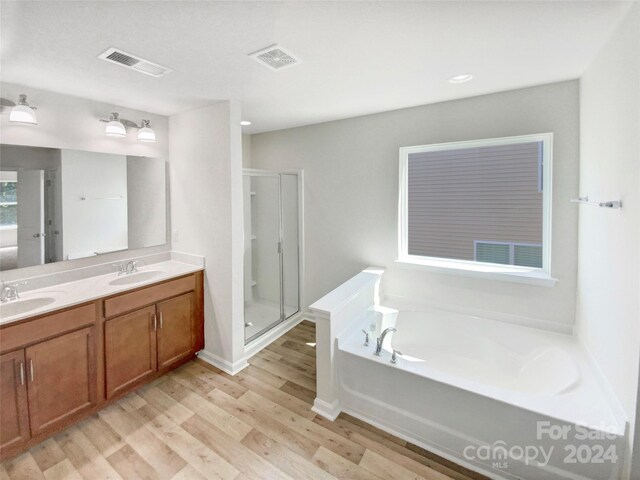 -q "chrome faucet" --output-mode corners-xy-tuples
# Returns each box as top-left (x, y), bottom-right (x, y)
(1, 281), (26, 303)
(116, 260), (139, 276)
(374, 327), (397, 356)
(391, 349), (403, 364)
(125, 260), (139, 274)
